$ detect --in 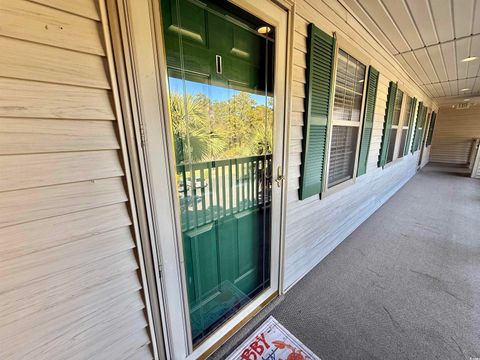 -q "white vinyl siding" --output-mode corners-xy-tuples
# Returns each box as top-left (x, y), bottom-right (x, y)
(285, 0), (437, 290)
(430, 107), (480, 164)
(0, 1), (153, 359)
